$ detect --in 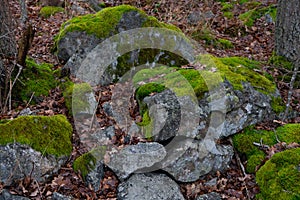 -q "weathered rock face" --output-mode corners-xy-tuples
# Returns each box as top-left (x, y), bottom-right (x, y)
(145, 80), (282, 140)
(161, 139), (233, 182)
(117, 173), (185, 200)
(106, 142), (166, 180)
(0, 143), (67, 185)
